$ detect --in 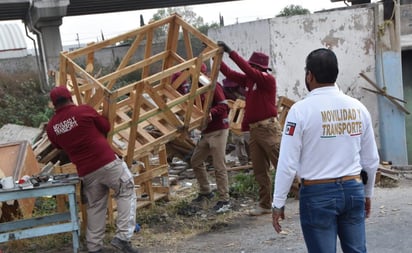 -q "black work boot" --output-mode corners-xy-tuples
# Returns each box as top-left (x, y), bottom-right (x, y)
(191, 192), (214, 202)
(110, 237), (139, 253)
